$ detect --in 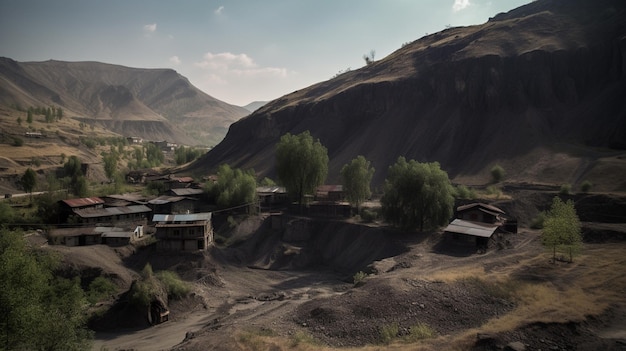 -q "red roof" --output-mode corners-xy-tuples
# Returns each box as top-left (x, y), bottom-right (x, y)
(61, 197), (105, 208)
